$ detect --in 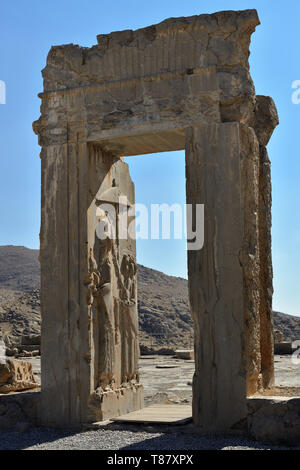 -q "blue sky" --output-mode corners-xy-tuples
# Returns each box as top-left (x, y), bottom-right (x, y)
(0, 0), (299, 316)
